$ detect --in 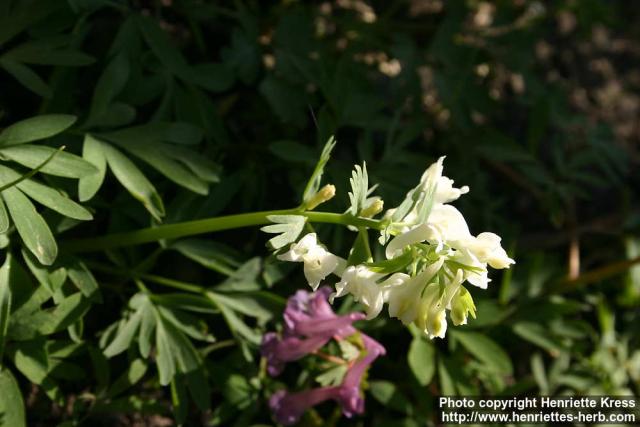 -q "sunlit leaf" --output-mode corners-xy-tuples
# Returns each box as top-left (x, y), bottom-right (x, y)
(0, 145), (96, 178)
(0, 115), (76, 146)
(78, 134), (107, 201)
(2, 187), (57, 265)
(101, 143), (165, 220)
(0, 369), (26, 427)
